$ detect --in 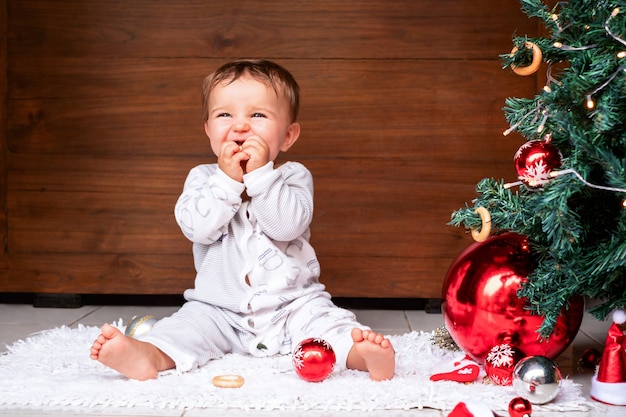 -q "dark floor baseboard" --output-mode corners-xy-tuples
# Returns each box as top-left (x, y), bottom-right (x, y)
(0, 292), (442, 313)
(0, 293), (186, 307)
